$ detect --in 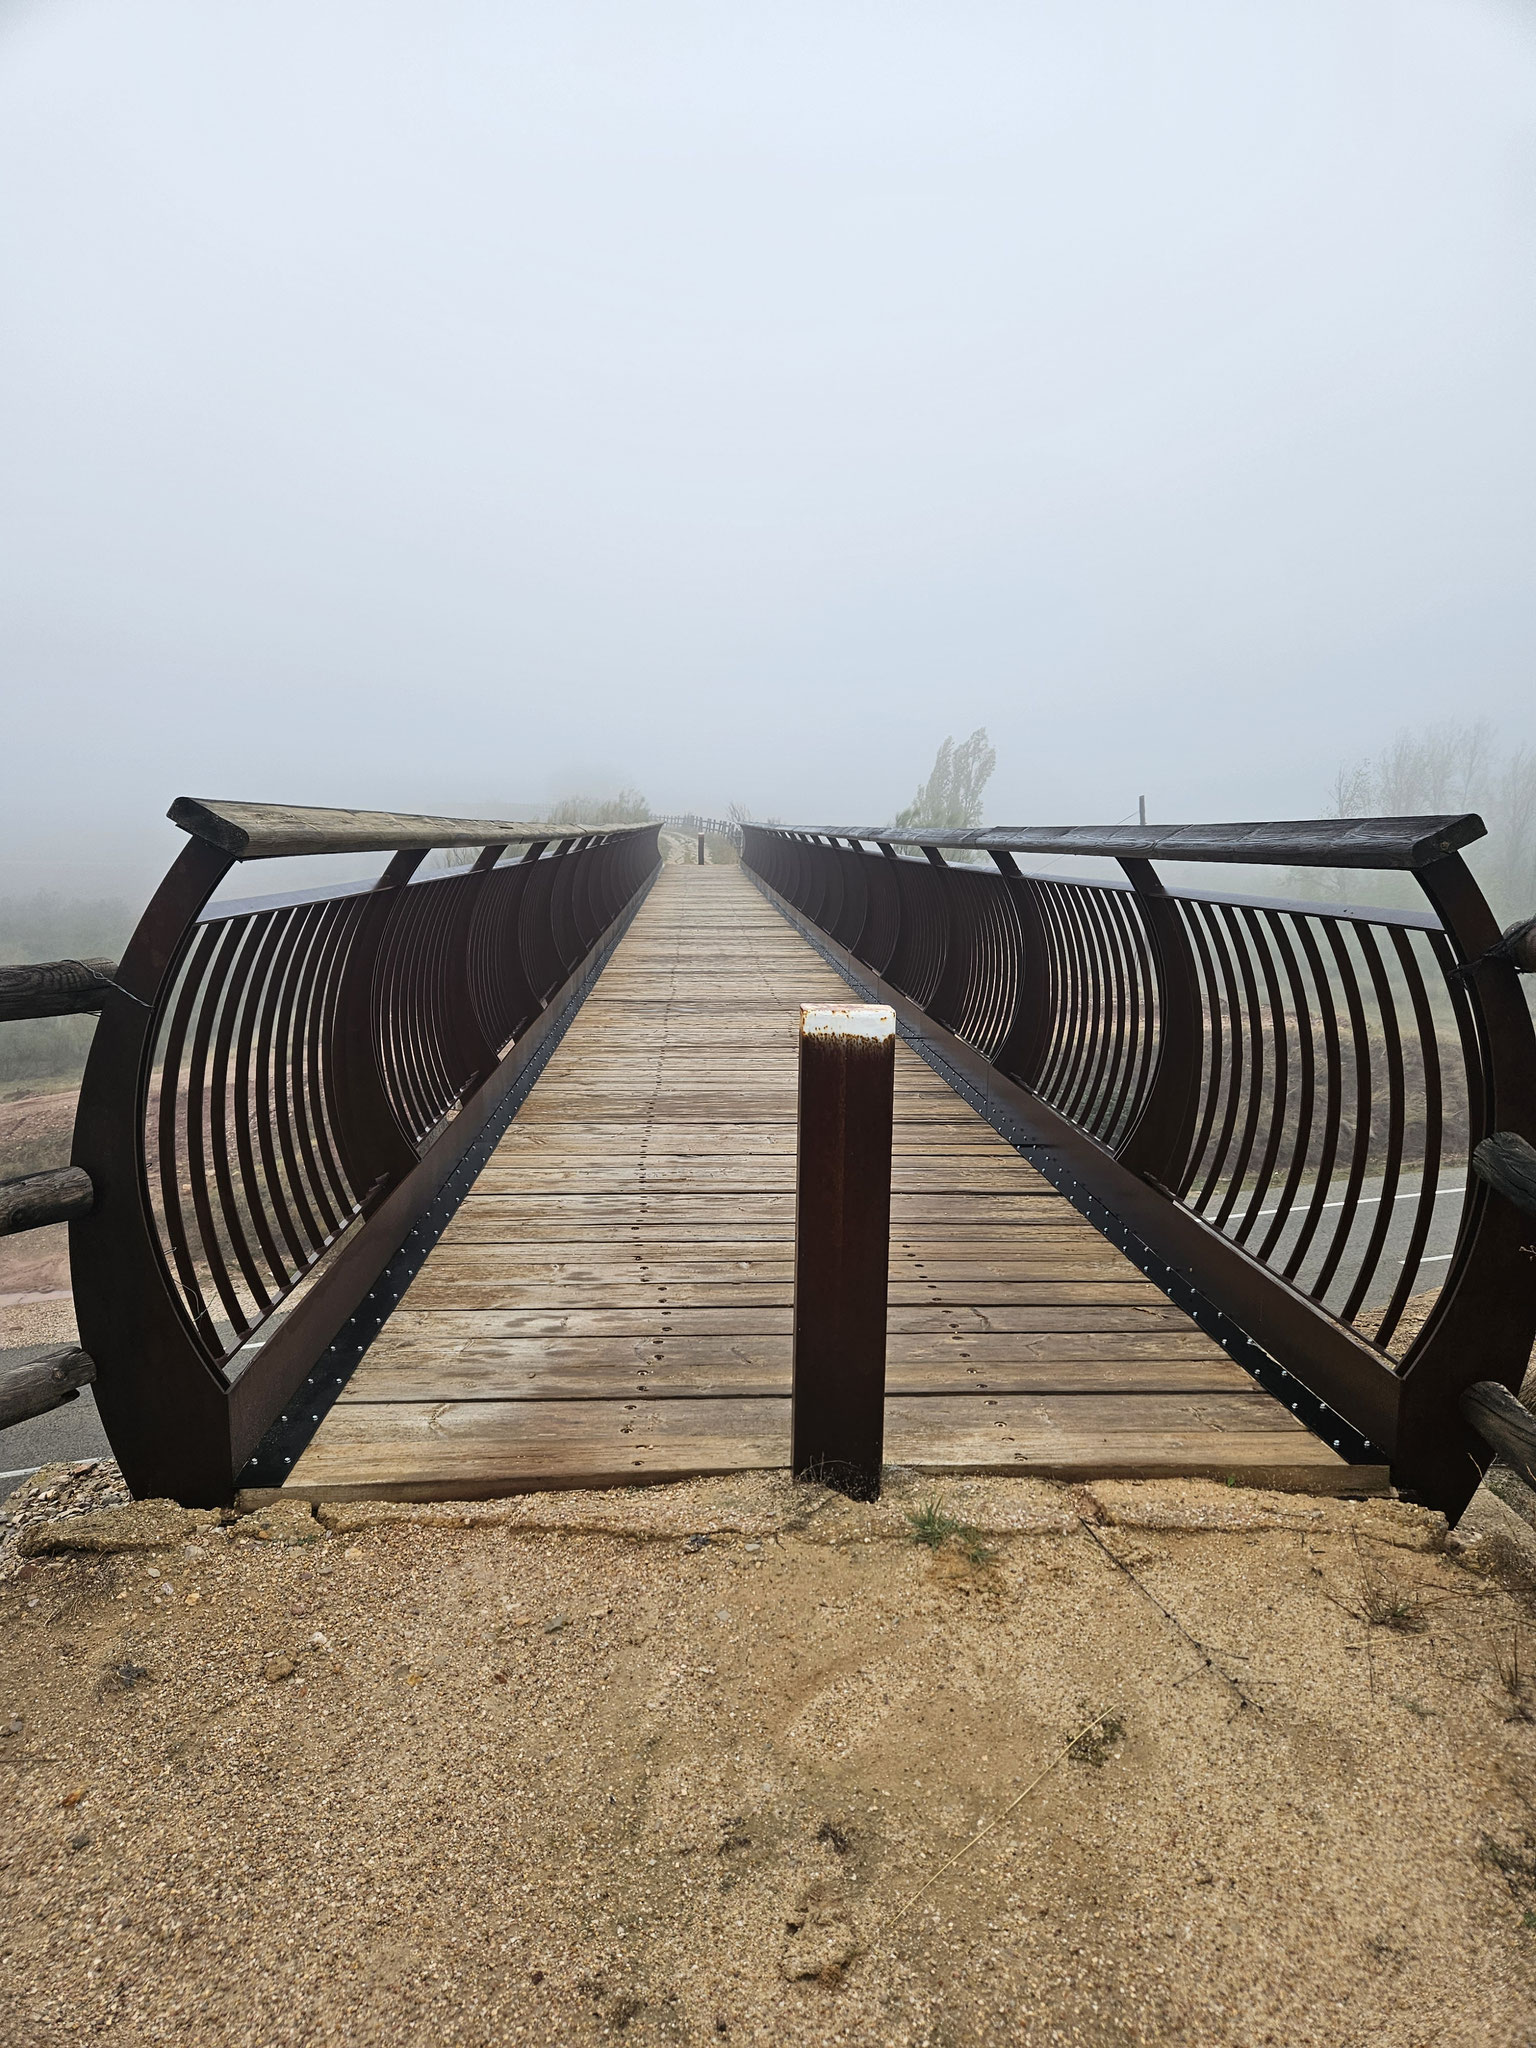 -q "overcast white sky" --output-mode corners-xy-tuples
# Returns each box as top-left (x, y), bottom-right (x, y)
(3, 0), (1535, 890)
